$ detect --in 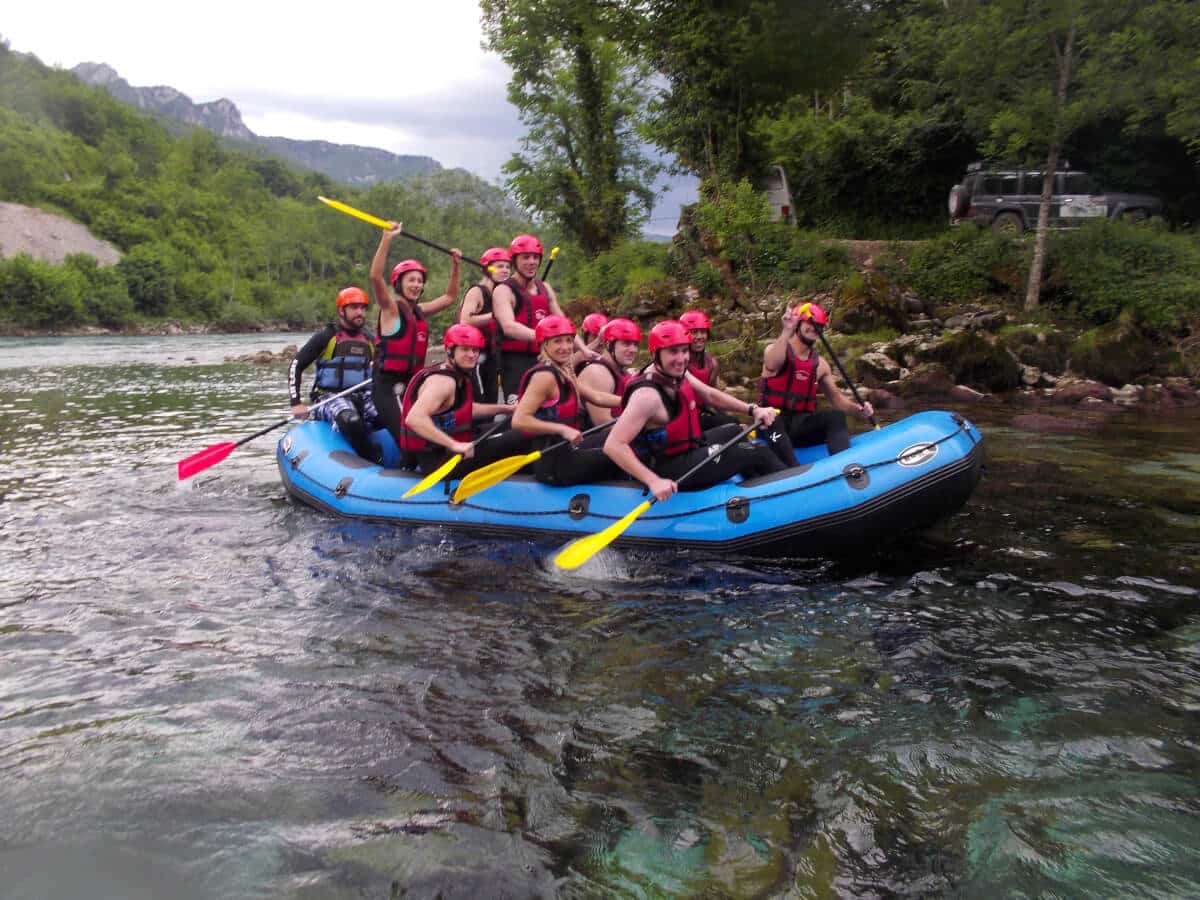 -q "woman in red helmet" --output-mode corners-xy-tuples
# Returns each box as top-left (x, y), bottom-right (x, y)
(400, 324), (521, 476)
(368, 222), (461, 455)
(492, 233), (593, 404)
(679, 308), (737, 429)
(604, 320), (784, 501)
(580, 312), (609, 352)
(511, 315), (622, 486)
(757, 302), (874, 467)
(457, 246), (511, 403)
(576, 317), (642, 427)
(287, 286), (381, 460)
